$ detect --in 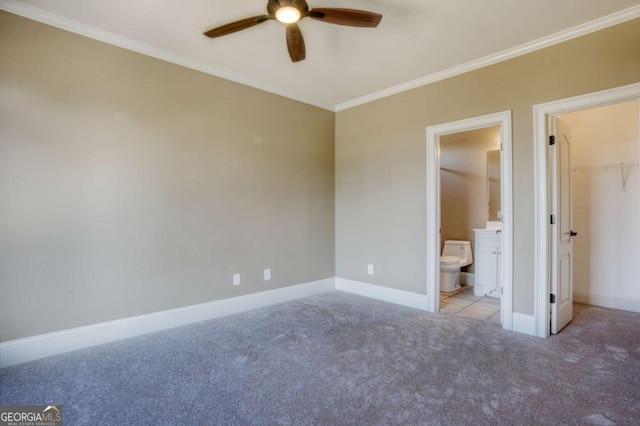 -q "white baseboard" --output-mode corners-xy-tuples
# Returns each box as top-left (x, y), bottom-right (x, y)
(335, 277), (428, 311)
(512, 312), (536, 336)
(0, 278), (335, 368)
(1, 275), (551, 367)
(574, 292), (640, 313)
